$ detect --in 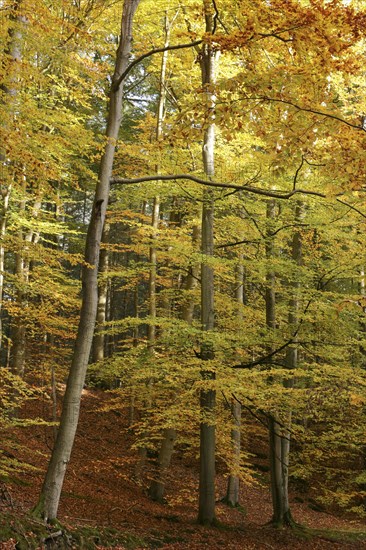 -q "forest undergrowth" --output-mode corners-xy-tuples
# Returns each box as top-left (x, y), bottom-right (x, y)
(0, 388), (365, 549)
